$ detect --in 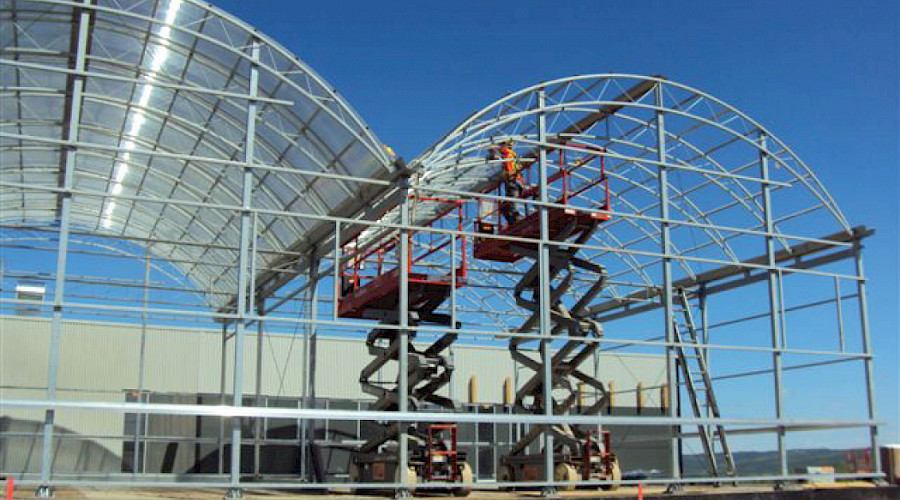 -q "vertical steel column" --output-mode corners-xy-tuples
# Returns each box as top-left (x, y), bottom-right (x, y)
(451, 234), (457, 329)
(250, 212), (262, 478)
(301, 253), (320, 481)
(778, 271), (788, 349)
(300, 292), (309, 481)
(218, 322), (228, 475)
(655, 83), (679, 483)
(309, 270), (318, 405)
(226, 38), (260, 499)
(332, 221), (341, 321)
(854, 246), (882, 475)
(398, 179), (411, 493)
(133, 249), (151, 474)
(450, 235), (458, 404)
(758, 132), (787, 479)
(38, 3), (91, 495)
(253, 298), (265, 478)
(536, 90), (555, 494)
